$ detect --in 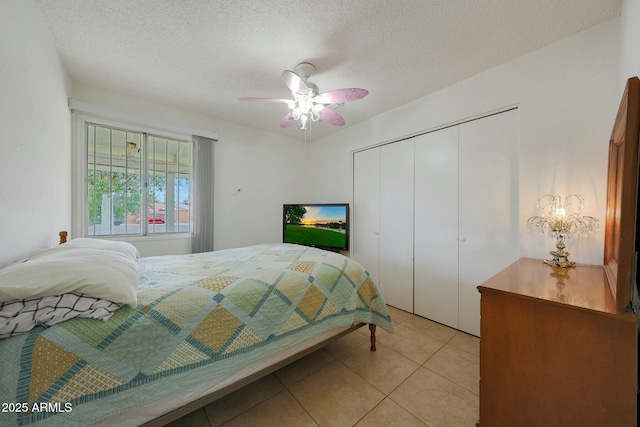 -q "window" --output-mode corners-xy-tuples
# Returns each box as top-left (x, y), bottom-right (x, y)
(86, 122), (192, 236)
